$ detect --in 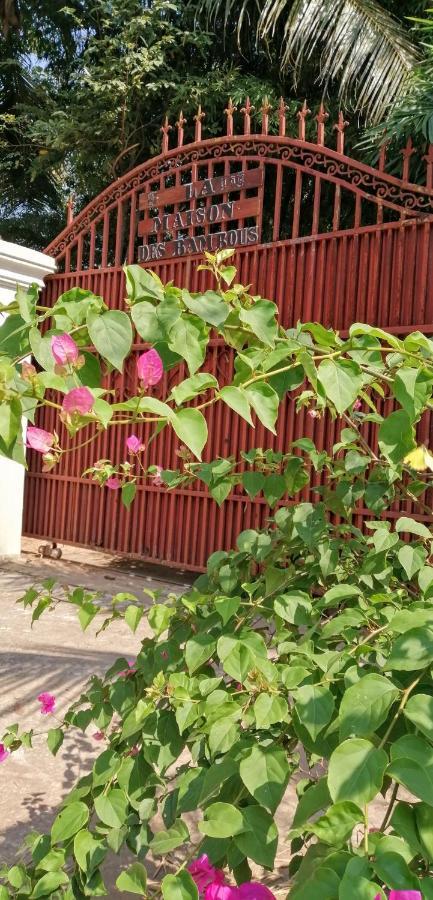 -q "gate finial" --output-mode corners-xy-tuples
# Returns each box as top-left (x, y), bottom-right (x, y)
(423, 144), (433, 190)
(176, 111), (187, 148)
(66, 195), (75, 226)
(315, 102), (329, 146)
(297, 100), (311, 141)
(194, 105), (205, 142)
(334, 112), (349, 154)
(241, 97), (254, 136)
(225, 98), (237, 137)
(261, 97), (272, 135)
(401, 136), (416, 182)
(160, 116), (172, 154)
(278, 97), (288, 137)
